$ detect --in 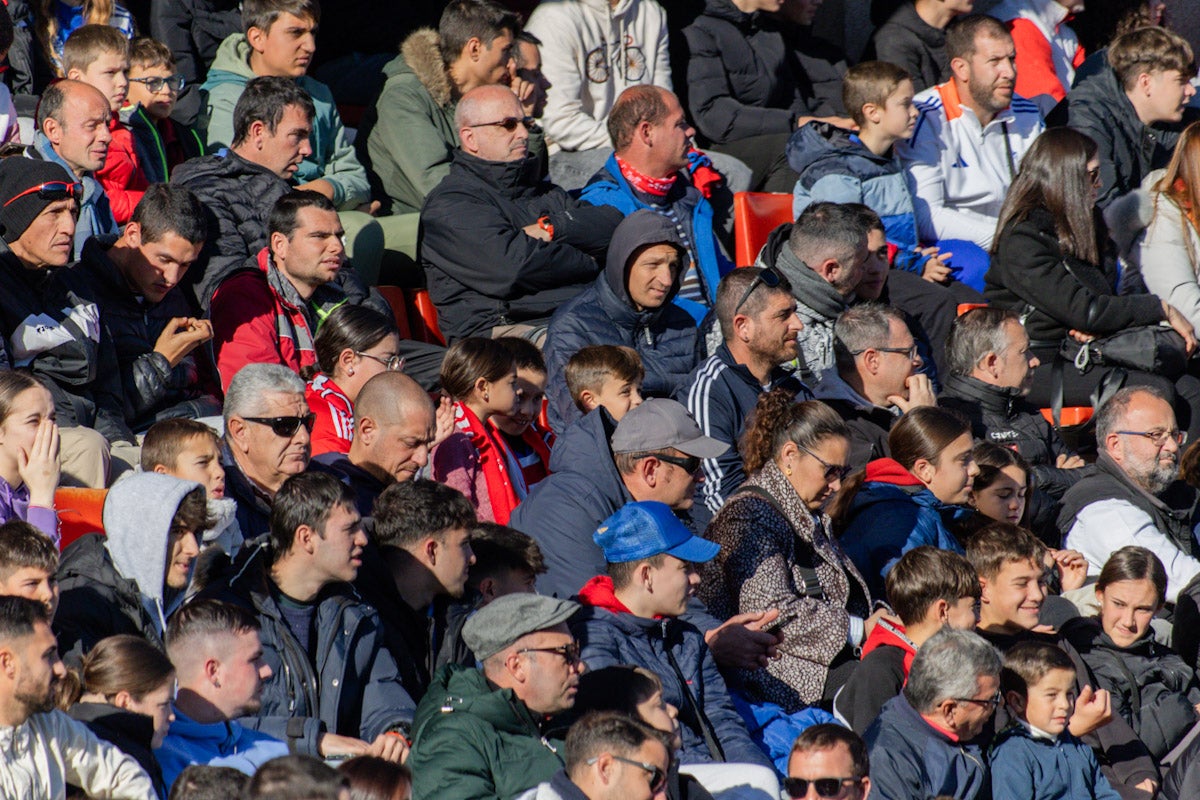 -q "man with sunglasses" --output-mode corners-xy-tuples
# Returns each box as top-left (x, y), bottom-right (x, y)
(525, 712), (671, 800)
(785, 724), (871, 800)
